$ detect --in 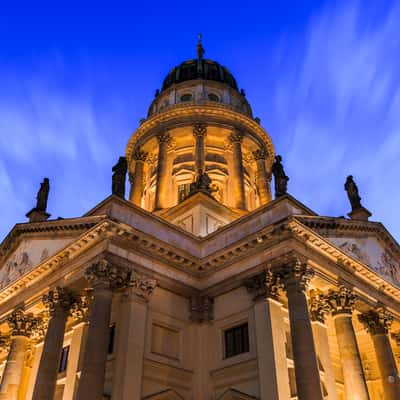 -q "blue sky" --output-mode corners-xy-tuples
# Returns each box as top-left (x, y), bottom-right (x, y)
(0, 0), (399, 241)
